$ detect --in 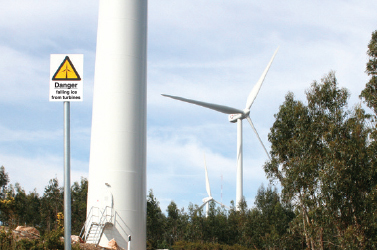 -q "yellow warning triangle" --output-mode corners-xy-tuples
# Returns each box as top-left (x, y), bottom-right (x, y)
(52, 56), (81, 81)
